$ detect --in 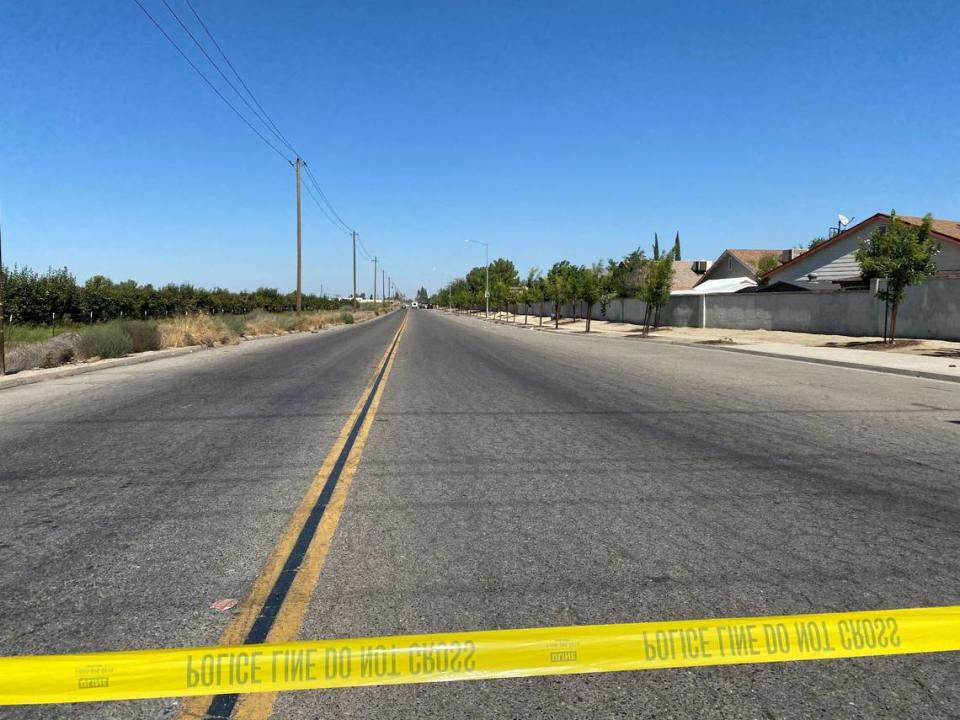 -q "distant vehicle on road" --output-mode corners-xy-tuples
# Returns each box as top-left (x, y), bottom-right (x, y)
(411, 301), (419, 308)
